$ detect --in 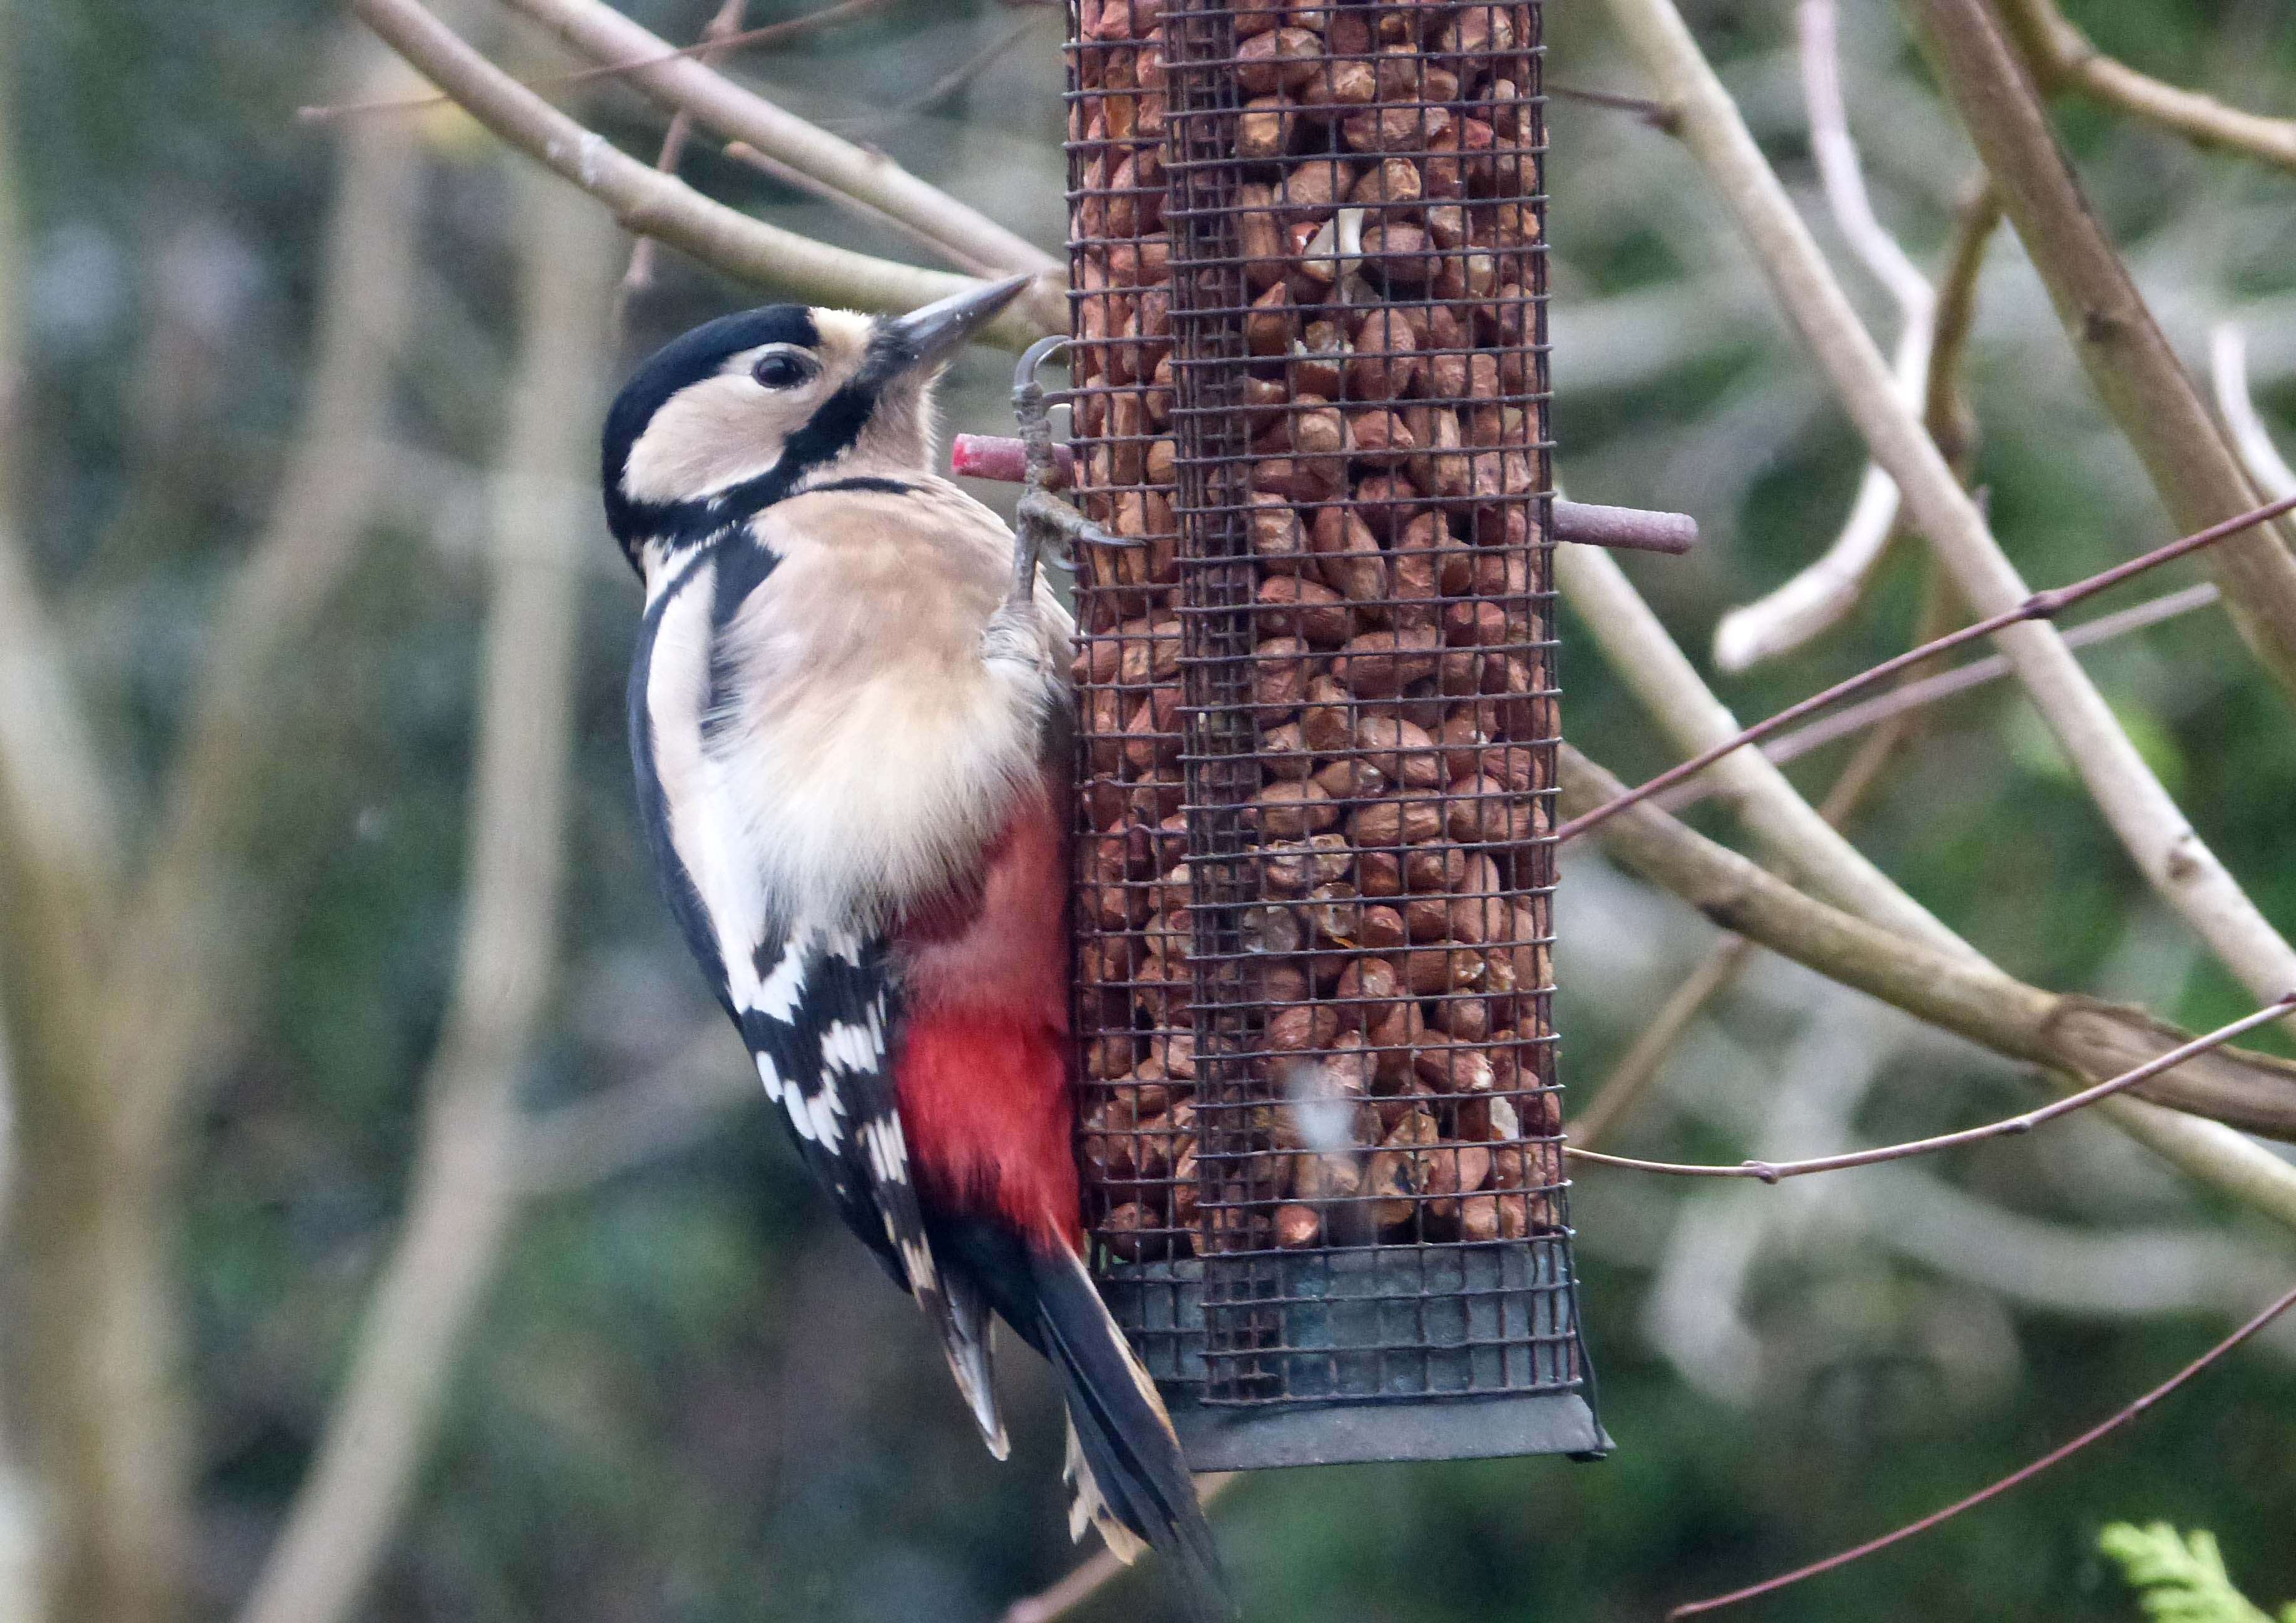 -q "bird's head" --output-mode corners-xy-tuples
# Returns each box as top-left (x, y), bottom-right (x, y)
(601, 273), (1035, 578)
